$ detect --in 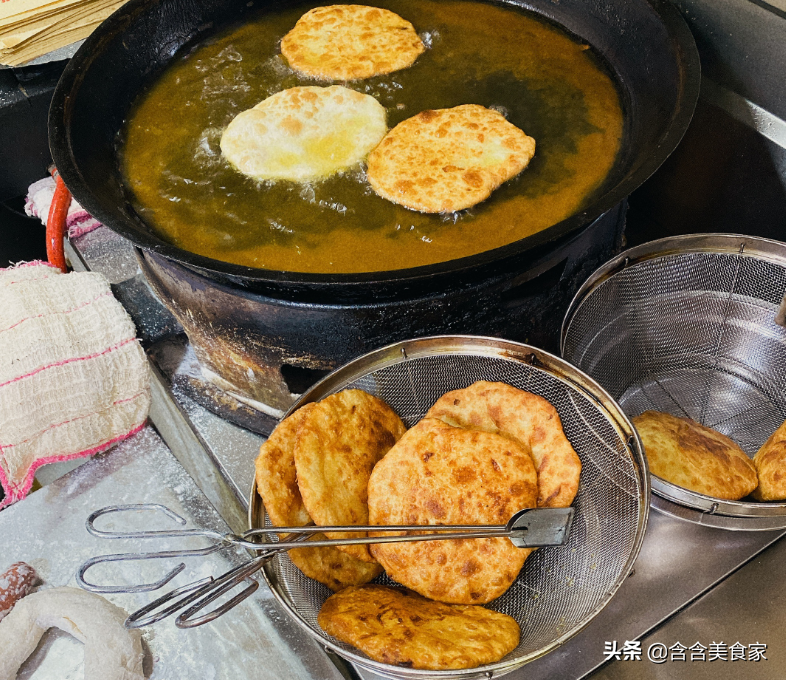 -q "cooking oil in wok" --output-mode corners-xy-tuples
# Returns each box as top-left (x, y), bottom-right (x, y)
(121, 0), (623, 274)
